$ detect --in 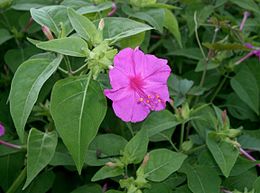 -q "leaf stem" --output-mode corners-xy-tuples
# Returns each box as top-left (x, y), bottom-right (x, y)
(210, 75), (227, 103)
(71, 62), (88, 74)
(179, 122), (185, 148)
(186, 144), (206, 154)
(6, 167), (27, 193)
(158, 133), (179, 152)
